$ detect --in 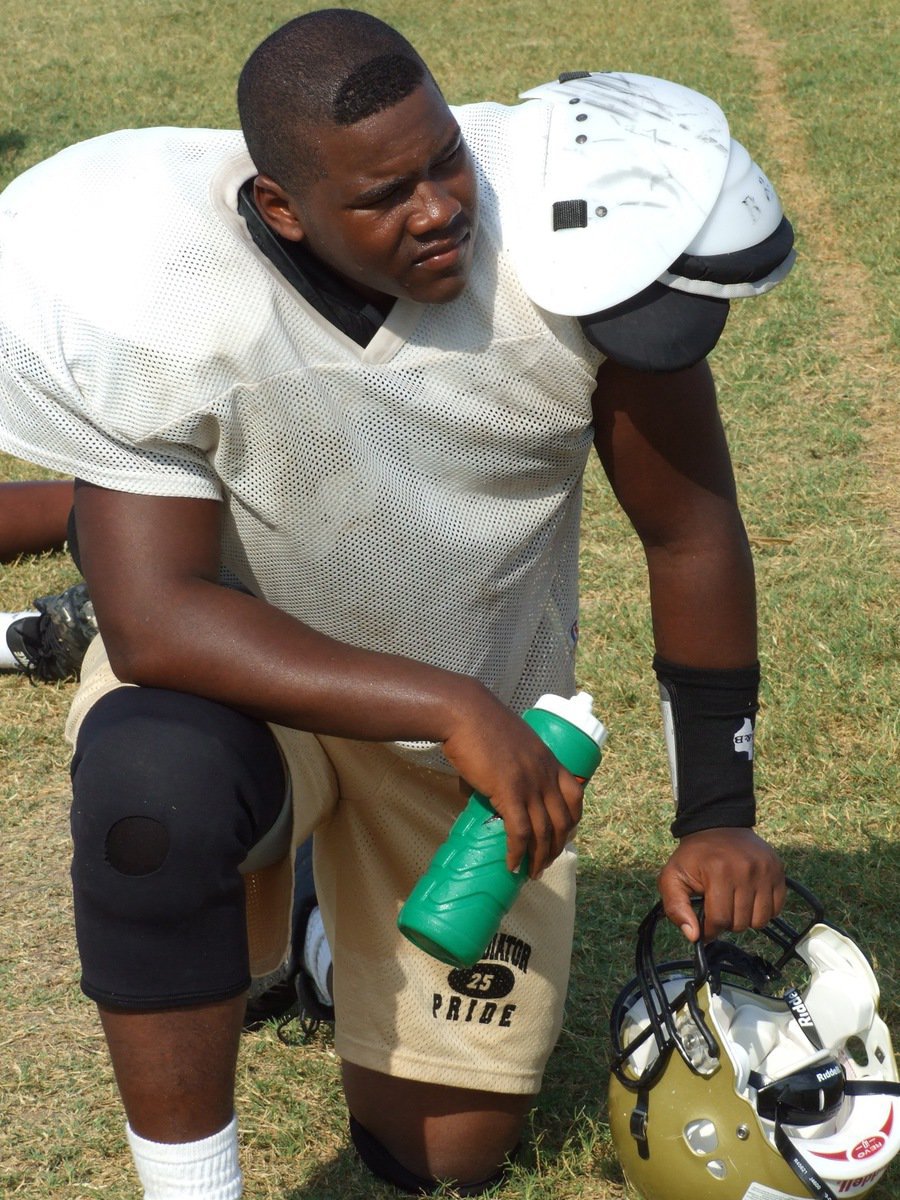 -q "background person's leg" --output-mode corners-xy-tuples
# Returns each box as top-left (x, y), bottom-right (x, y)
(0, 478), (74, 560)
